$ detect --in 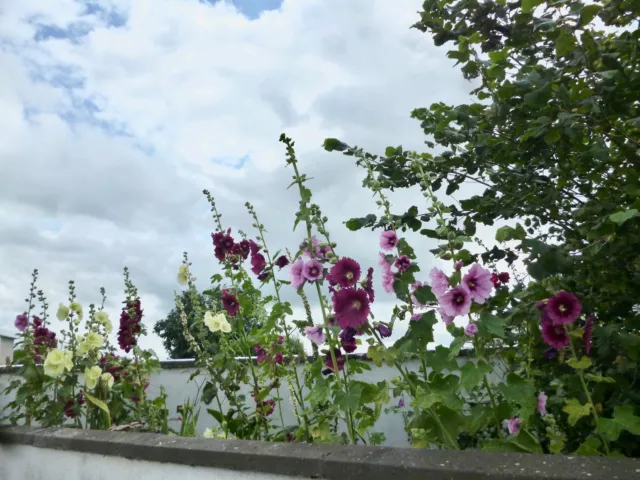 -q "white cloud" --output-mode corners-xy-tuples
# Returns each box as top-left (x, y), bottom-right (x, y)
(0, 0), (476, 358)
